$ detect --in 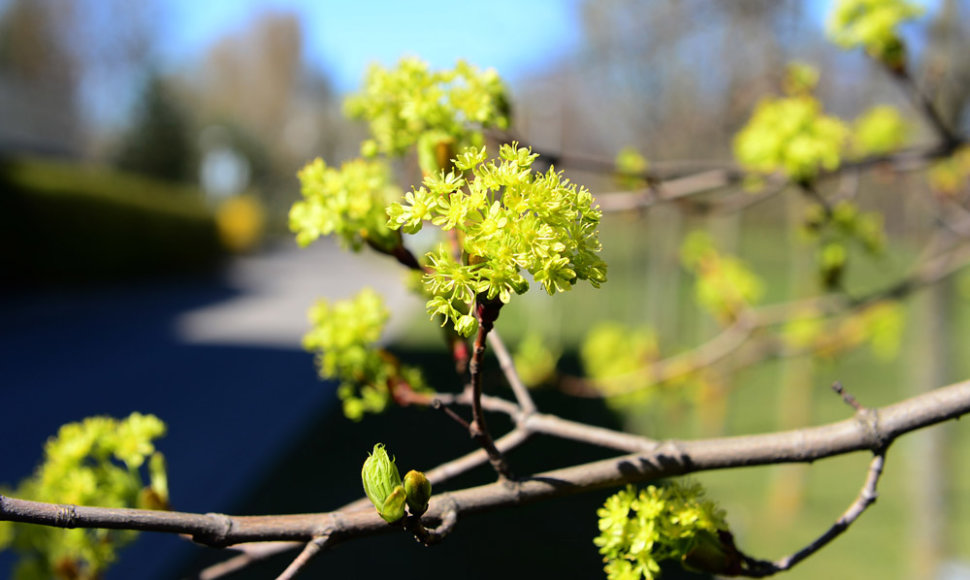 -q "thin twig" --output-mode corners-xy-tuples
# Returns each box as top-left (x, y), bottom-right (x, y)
(740, 452), (887, 576)
(275, 534), (331, 580)
(196, 542), (301, 580)
(799, 180), (834, 219)
(891, 67), (961, 150)
(431, 398), (472, 430)
(522, 413), (659, 452)
(365, 236), (426, 273)
(831, 381), (863, 412)
(486, 329), (537, 414)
